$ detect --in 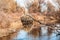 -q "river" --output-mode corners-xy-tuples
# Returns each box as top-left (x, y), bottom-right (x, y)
(12, 26), (60, 40)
